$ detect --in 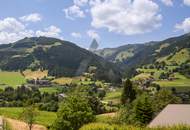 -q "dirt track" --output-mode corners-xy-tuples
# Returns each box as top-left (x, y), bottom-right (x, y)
(6, 118), (47, 130)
